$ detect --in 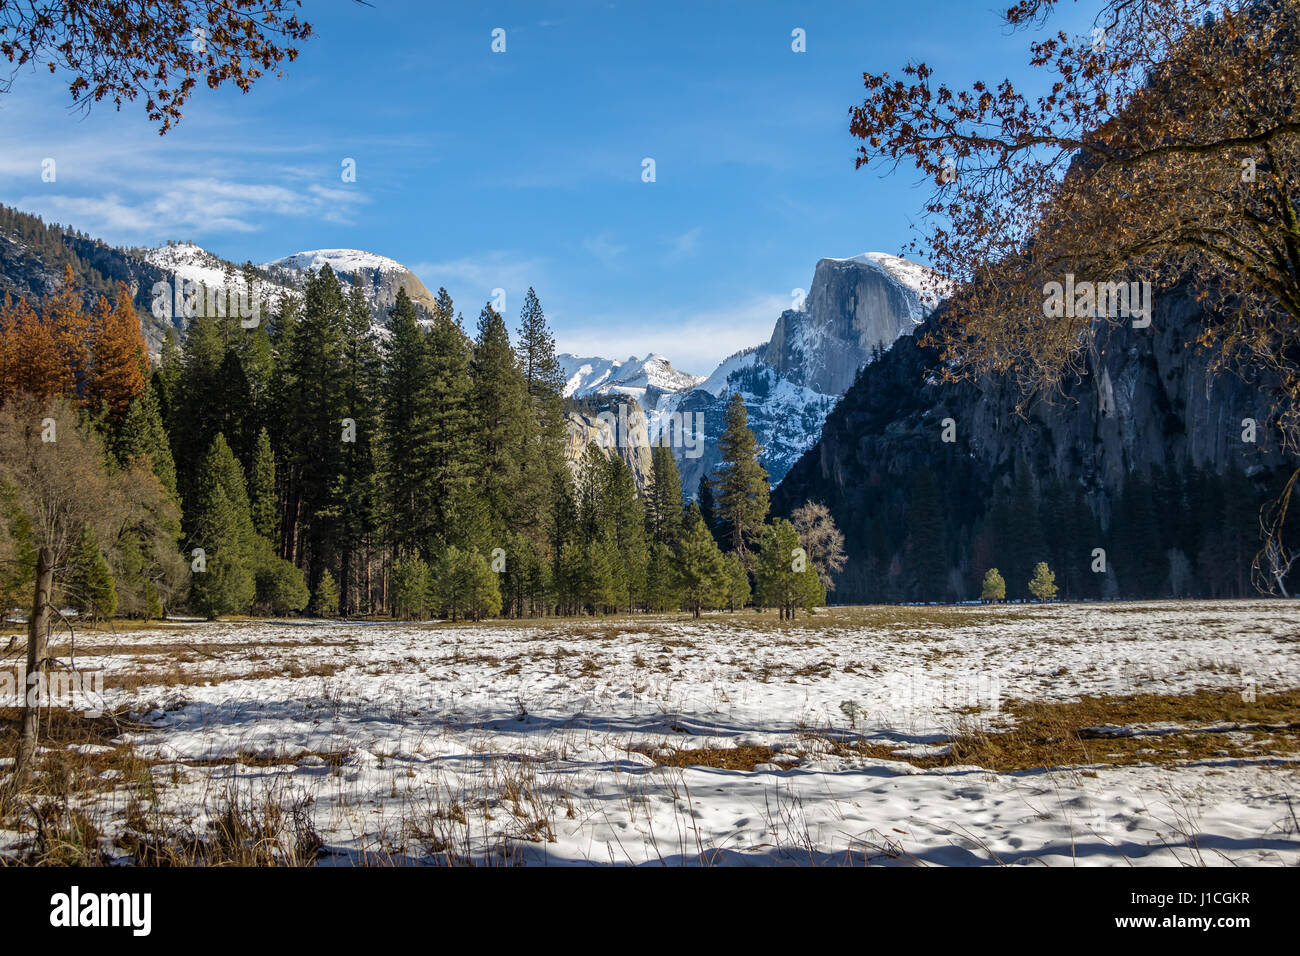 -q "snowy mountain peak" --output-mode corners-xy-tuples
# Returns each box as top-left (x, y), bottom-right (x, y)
(260, 248), (410, 277)
(822, 252), (950, 313)
(143, 241), (437, 325)
(558, 352), (704, 408)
